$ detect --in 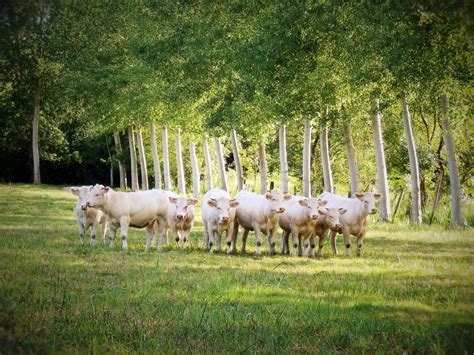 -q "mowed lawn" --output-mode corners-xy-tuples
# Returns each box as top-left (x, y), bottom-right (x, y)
(0, 184), (473, 353)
